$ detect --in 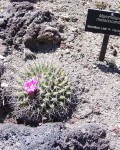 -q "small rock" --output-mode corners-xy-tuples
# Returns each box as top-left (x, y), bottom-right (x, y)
(71, 16), (78, 22)
(115, 59), (120, 69)
(70, 27), (78, 32)
(105, 57), (116, 68)
(57, 22), (65, 33)
(78, 106), (92, 119)
(113, 50), (117, 57)
(64, 49), (70, 54)
(68, 117), (79, 124)
(67, 34), (75, 42)
(112, 127), (120, 137)
(0, 61), (4, 77)
(24, 25), (61, 52)
(0, 55), (5, 60)
(0, 39), (7, 56)
(60, 14), (70, 21)
(23, 48), (36, 60)
(0, 18), (4, 25)
(92, 64), (97, 68)
(1, 83), (8, 88)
